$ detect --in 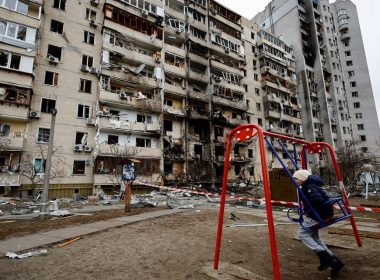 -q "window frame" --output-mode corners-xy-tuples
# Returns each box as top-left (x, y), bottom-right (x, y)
(72, 160), (86, 175)
(37, 127), (50, 143)
(44, 71), (59, 86)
